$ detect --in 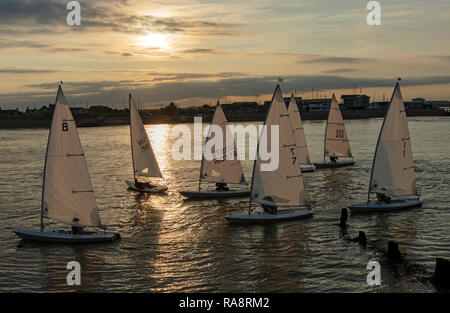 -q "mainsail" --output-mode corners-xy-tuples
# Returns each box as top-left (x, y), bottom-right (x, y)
(250, 85), (305, 207)
(324, 94), (352, 158)
(200, 101), (245, 184)
(42, 86), (101, 227)
(129, 94), (162, 179)
(368, 83), (417, 199)
(287, 95), (312, 165)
